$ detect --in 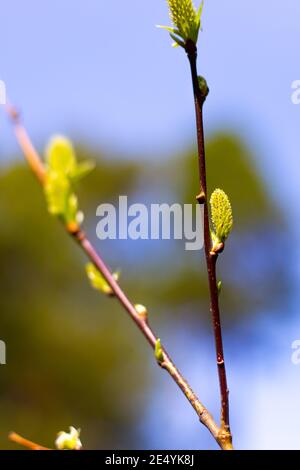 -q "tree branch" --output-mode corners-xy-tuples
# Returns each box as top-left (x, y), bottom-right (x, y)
(185, 40), (232, 445)
(6, 105), (232, 450)
(9, 432), (50, 450)
(6, 105), (46, 184)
